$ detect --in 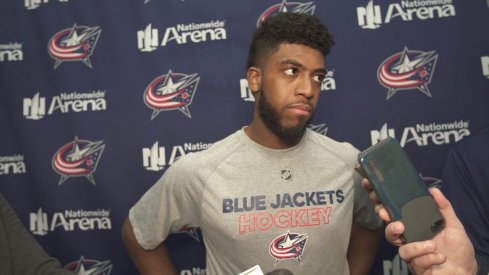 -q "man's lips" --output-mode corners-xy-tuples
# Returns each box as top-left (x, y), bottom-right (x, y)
(287, 103), (312, 115)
